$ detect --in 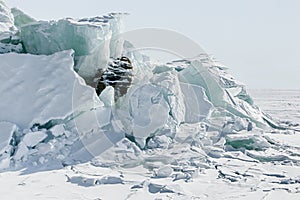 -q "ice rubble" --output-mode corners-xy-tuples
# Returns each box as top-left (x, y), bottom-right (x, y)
(0, 1), (292, 171)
